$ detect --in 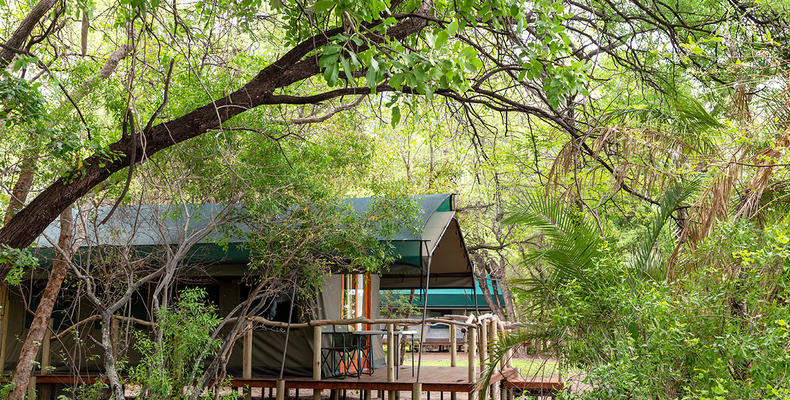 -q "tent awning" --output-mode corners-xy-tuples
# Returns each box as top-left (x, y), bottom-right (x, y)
(380, 208), (474, 289)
